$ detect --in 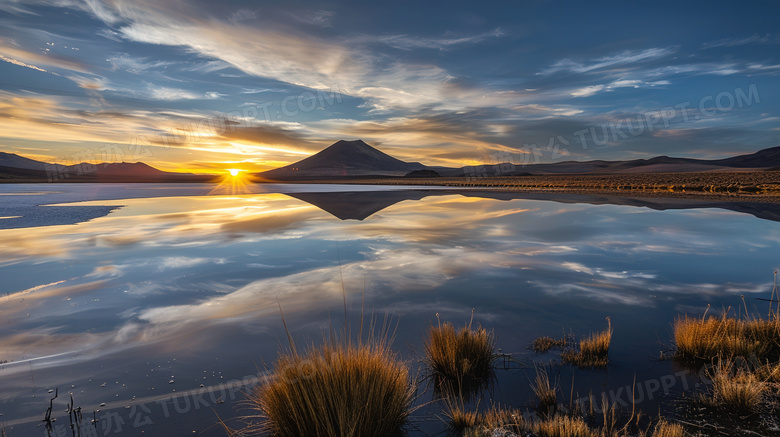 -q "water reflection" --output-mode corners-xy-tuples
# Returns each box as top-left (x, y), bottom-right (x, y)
(1, 184), (778, 435)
